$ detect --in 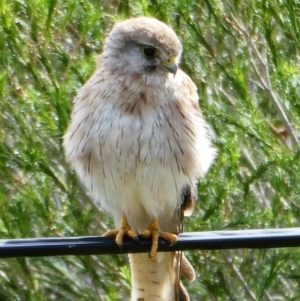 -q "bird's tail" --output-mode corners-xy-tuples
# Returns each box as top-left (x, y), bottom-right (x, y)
(129, 252), (195, 301)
